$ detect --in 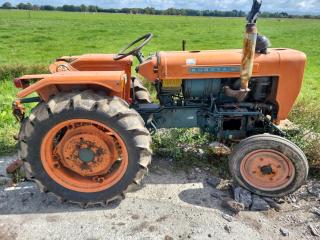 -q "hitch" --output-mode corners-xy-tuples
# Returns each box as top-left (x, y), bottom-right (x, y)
(12, 97), (41, 122)
(12, 99), (25, 122)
